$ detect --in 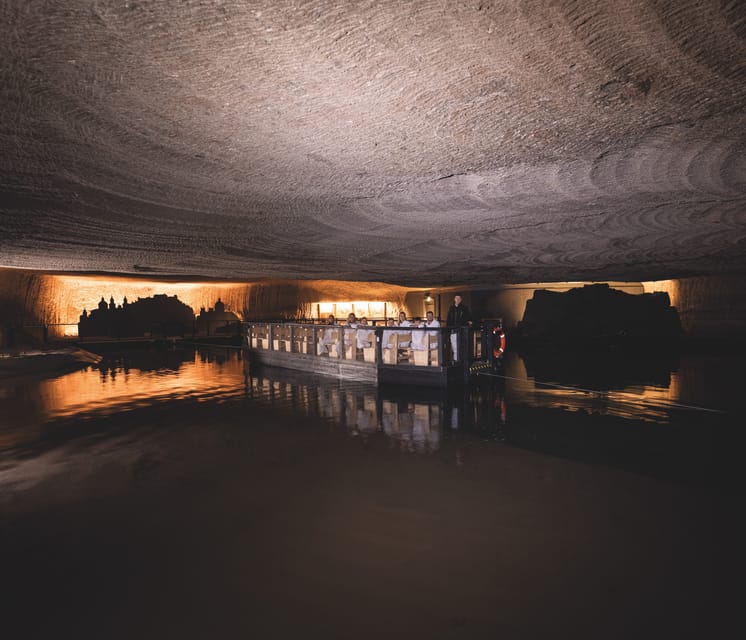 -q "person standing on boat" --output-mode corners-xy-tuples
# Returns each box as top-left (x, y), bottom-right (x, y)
(446, 294), (472, 363)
